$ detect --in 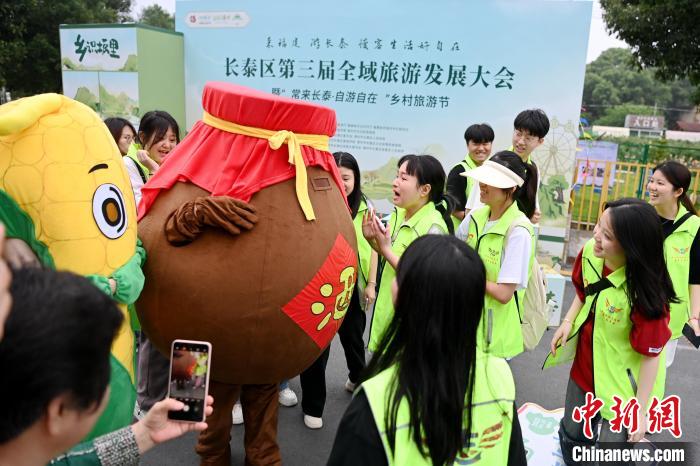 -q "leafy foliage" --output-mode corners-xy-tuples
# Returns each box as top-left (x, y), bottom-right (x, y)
(600, 0), (700, 103)
(138, 4), (175, 30)
(0, 0), (133, 97)
(582, 48), (695, 127)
